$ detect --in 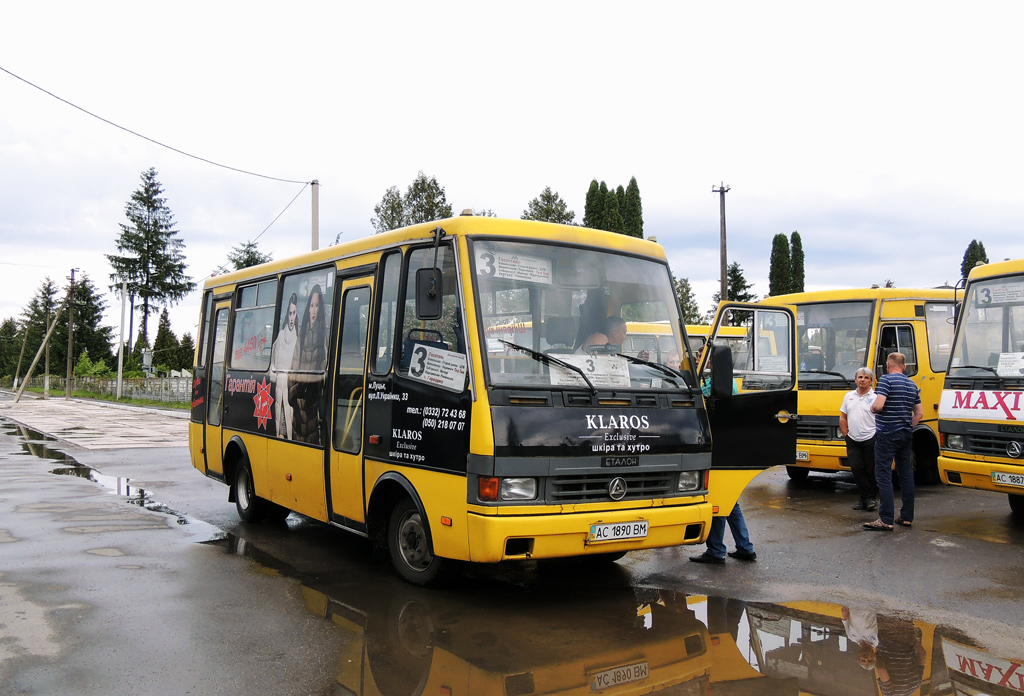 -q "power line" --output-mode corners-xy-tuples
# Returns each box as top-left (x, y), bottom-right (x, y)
(0, 65), (309, 185)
